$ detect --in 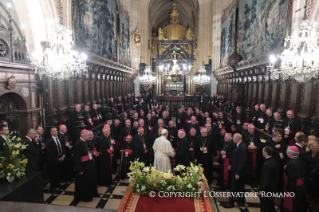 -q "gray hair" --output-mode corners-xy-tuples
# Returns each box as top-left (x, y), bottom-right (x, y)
(27, 128), (35, 134)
